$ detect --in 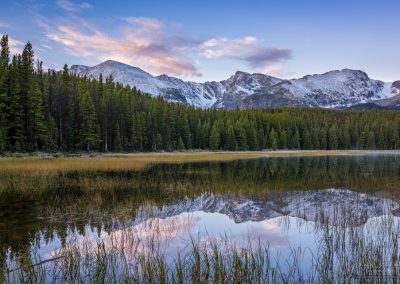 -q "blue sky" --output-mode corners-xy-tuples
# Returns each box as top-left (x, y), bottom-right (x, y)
(0, 0), (399, 82)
